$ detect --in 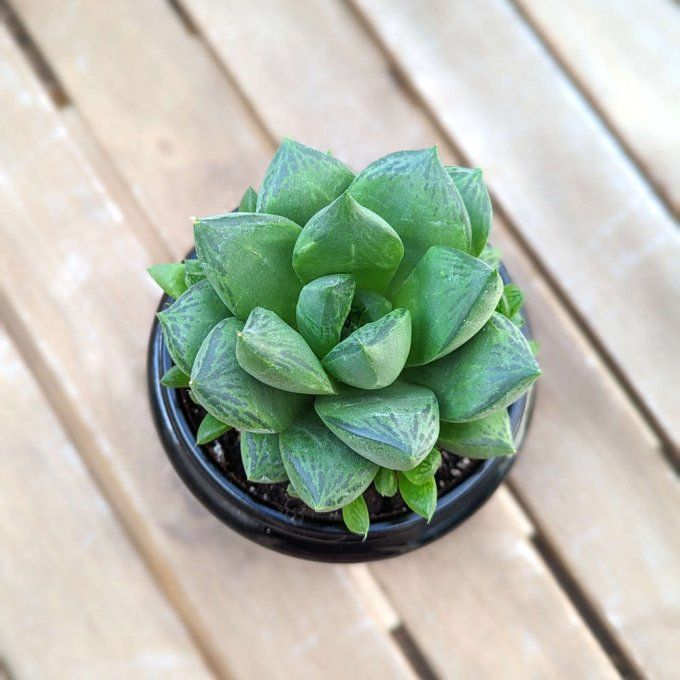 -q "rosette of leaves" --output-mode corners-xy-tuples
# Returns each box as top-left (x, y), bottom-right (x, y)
(149, 139), (540, 538)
